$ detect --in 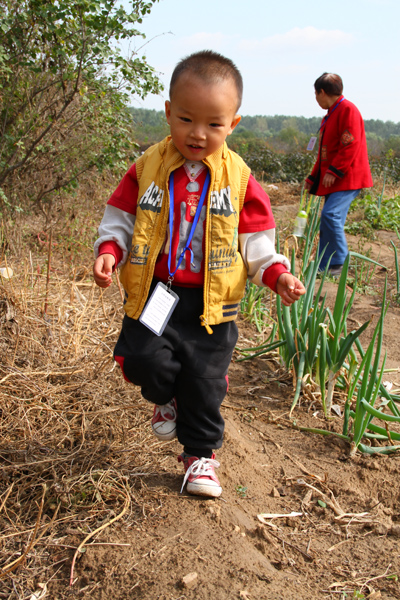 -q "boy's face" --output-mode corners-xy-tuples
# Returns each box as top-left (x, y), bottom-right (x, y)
(165, 74), (241, 162)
